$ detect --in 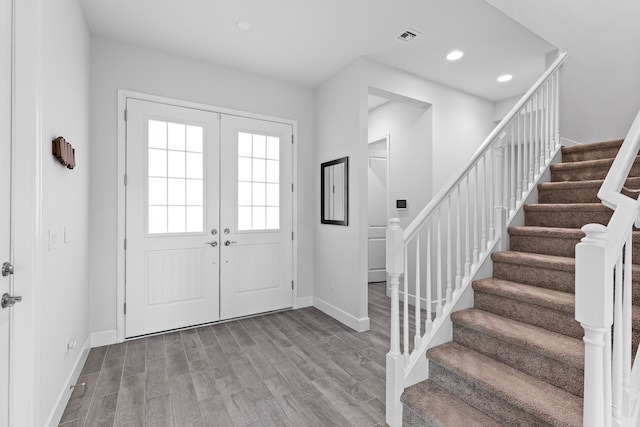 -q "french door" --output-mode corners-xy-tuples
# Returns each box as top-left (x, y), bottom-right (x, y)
(125, 99), (293, 337)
